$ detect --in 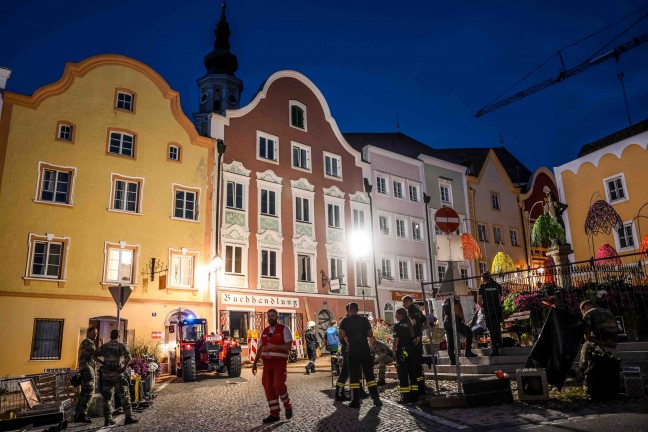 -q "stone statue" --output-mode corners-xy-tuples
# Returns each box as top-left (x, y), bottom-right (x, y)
(543, 186), (568, 232)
